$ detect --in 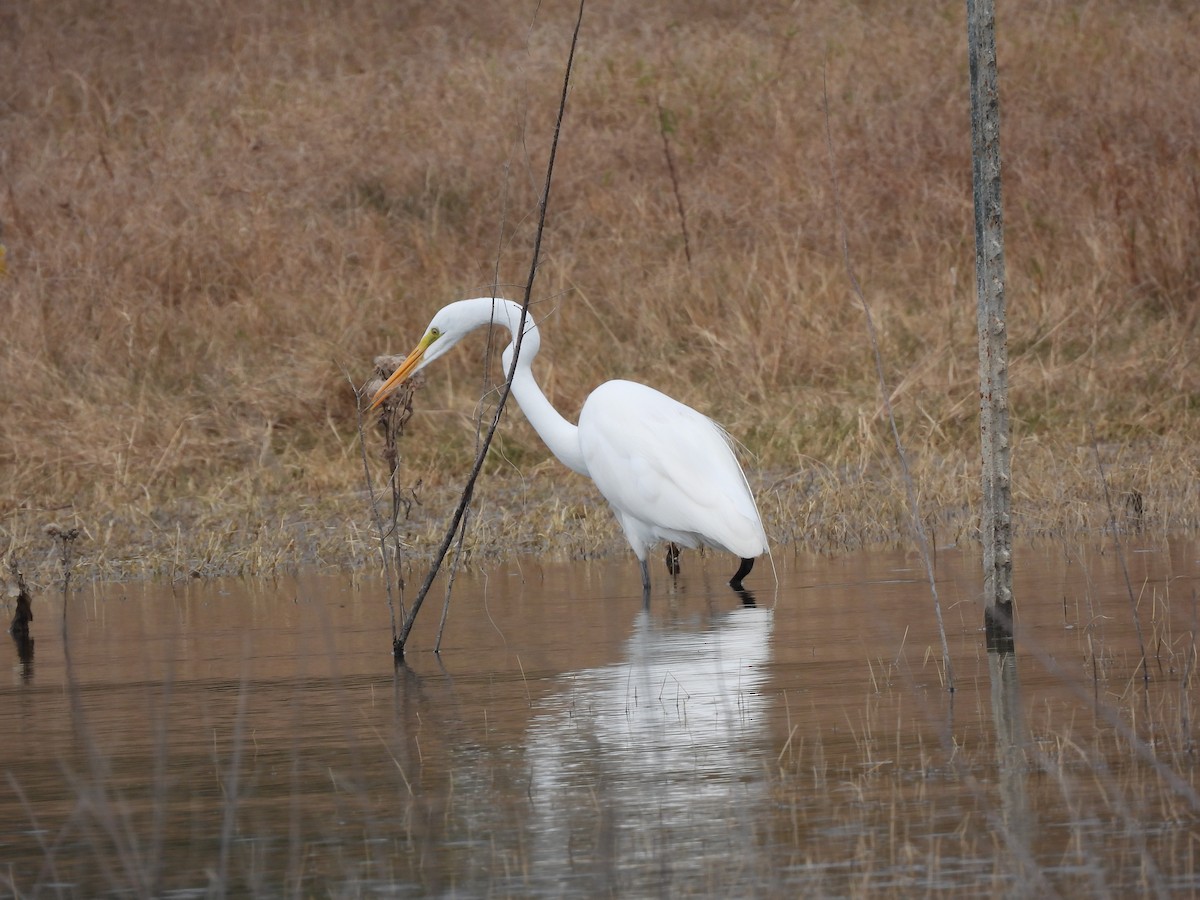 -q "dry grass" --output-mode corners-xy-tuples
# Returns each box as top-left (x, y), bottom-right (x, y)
(1, 0), (1198, 581)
